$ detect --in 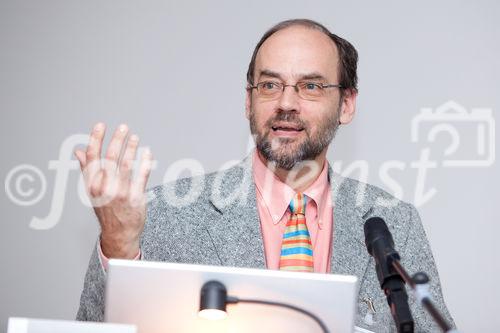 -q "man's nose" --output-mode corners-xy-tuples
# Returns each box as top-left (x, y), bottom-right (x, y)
(277, 85), (300, 112)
